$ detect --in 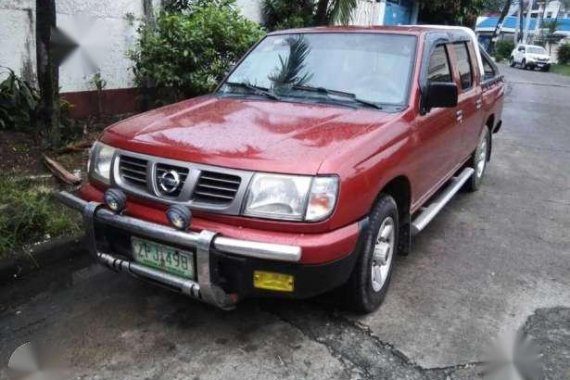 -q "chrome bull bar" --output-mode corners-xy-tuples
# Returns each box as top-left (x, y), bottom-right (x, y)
(55, 191), (302, 310)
